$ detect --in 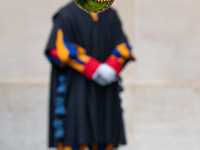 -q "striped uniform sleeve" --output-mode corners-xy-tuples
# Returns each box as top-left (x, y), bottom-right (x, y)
(46, 29), (101, 80)
(105, 42), (136, 75)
